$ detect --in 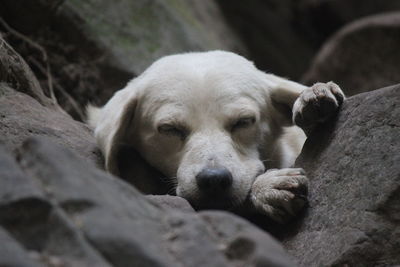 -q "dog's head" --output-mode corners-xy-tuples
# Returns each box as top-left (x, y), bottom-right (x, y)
(90, 51), (297, 209)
